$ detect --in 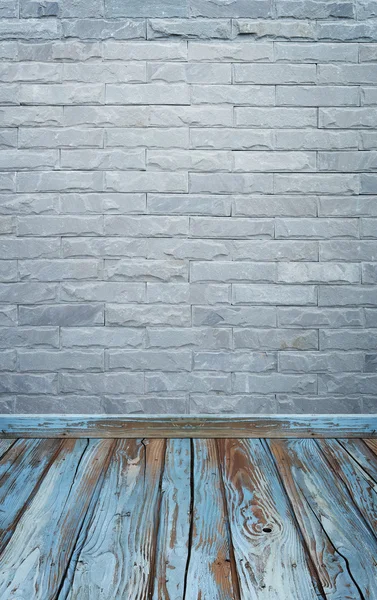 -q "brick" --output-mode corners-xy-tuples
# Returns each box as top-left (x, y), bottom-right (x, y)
(0, 305), (17, 326)
(61, 149), (145, 170)
(0, 350), (16, 370)
(15, 395), (103, 414)
(20, 83), (105, 105)
(148, 62), (231, 84)
(61, 327), (144, 348)
(320, 240), (377, 261)
(361, 174), (377, 194)
(276, 0), (354, 18)
(19, 349), (104, 371)
(362, 87), (377, 105)
(0, 326), (58, 348)
(61, 282), (144, 302)
(146, 239), (231, 260)
(275, 42), (358, 63)
(276, 218), (359, 239)
(234, 328), (318, 350)
(106, 0), (188, 17)
(0, 129), (17, 148)
(19, 259), (100, 281)
(0, 260), (17, 282)
(191, 261), (276, 282)
(366, 309), (377, 327)
(0, 283), (57, 303)
(318, 374), (377, 395)
(60, 0), (104, 17)
(105, 259), (188, 281)
(0, 193), (59, 215)
(319, 107), (377, 128)
(233, 284), (316, 305)
(359, 43), (377, 62)
(276, 395), (363, 414)
(19, 127), (104, 149)
(233, 373), (317, 394)
(279, 352), (363, 373)
(189, 173), (273, 194)
(319, 151), (377, 172)
(277, 262), (360, 284)
(318, 196), (377, 217)
(106, 304), (191, 326)
(0, 0), (18, 17)
(148, 150), (231, 172)
(317, 20), (377, 42)
(0, 62), (61, 83)
(103, 40), (187, 60)
(278, 307), (364, 328)
(193, 351), (276, 372)
(0, 107), (64, 127)
(62, 19), (146, 40)
(64, 62), (146, 84)
(191, 84), (275, 105)
(275, 130), (358, 150)
(361, 217), (377, 236)
(365, 354), (377, 372)
(0, 173), (15, 192)
(103, 396), (188, 414)
(106, 171), (188, 193)
(19, 303), (104, 325)
(107, 350), (191, 371)
(275, 175), (360, 195)
(362, 263), (377, 283)
(17, 172), (104, 193)
(232, 240), (318, 261)
(190, 0), (270, 17)
(62, 237), (147, 258)
(276, 86), (359, 106)
(188, 41), (273, 62)
(319, 286), (377, 306)
(233, 196), (317, 217)
(0, 150), (58, 171)
(0, 373), (58, 394)
(20, 1), (59, 18)
(60, 373), (144, 394)
(105, 215), (189, 236)
(0, 19), (61, 40)
(147, 194), (231, 216)
(190, 217), (274, 238)
(146, 326), (232, 348)
(235, 107), (317, 127)
(145, 372), (231, 393)
(190, 394), (276, 413)
(106, 83), (189, 104)
(18, 41), (102, 61)
(0, 216), (14, 233)
(234, 151), (315, 172)
(192, 306), (276, 327)
(235, 64), (316, 84)
(319, 64), (377, 84)
(148, 282), (230, 305)
(233, 19), (316, 39)
(191, 128), (274, 150)
(18, 216), (103, 236)
(147, 19), (232, 39)
(106, 127), (188, 148)
(59, 193), (146, 214)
